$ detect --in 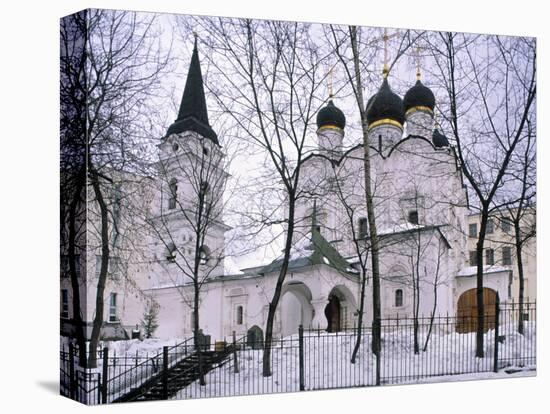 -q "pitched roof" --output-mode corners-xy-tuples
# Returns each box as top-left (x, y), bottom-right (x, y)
(259, 227), (357, 276)
(166, 38), (219, 144)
